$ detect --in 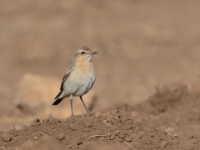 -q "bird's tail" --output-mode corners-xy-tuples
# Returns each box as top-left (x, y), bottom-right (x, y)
(52, 91), (63, 105)
(52, 98), (63, 105)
